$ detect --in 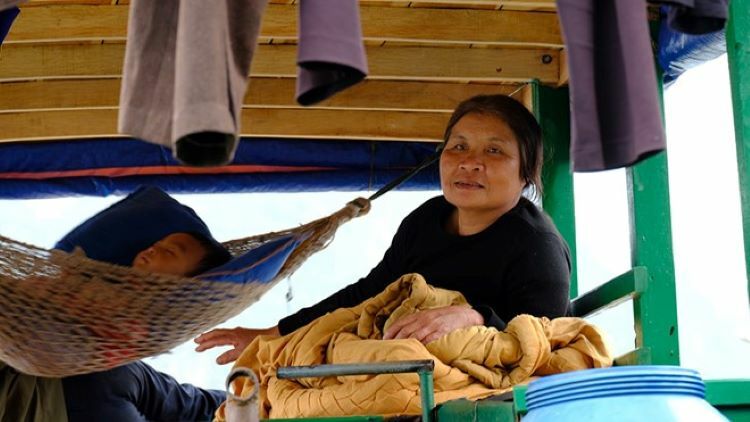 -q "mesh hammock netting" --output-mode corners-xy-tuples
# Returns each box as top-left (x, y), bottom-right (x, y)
(0, 198), (371, 378)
